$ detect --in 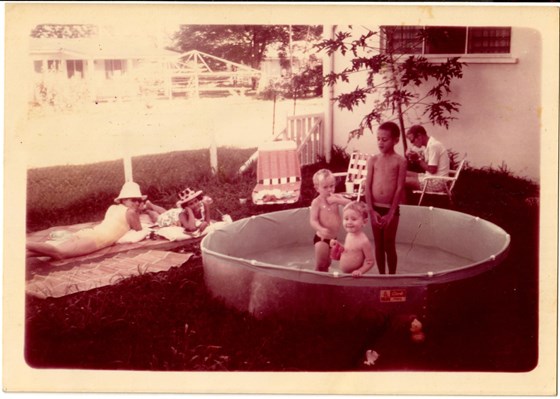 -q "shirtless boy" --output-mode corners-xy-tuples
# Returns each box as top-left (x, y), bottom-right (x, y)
(331, 201), (375, 277)
(309, 169), (351, 272)
(364, 121), (407, 274)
